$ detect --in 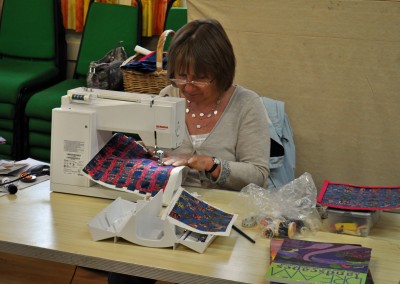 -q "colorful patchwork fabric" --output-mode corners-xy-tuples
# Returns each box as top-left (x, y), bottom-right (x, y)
(168, 189), (235, 234)
(83, 133), (174, 196)
(317, 180), (400, 210)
